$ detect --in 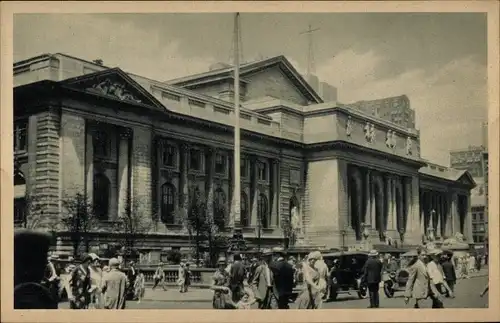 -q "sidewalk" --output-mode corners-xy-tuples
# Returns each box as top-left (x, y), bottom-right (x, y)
(142, 288), (214, 302)
(457, 267), (488, 280)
